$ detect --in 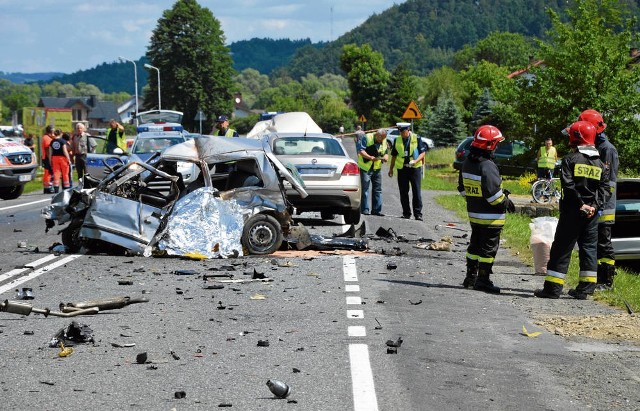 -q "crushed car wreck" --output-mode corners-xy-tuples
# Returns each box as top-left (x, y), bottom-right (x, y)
(43, 136), (310, 257)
